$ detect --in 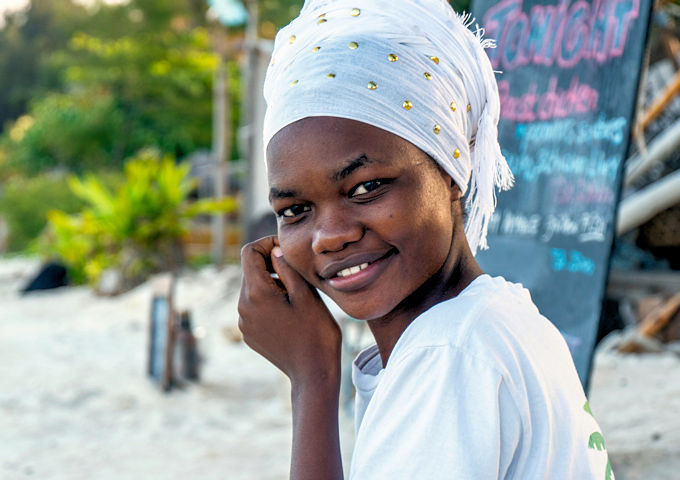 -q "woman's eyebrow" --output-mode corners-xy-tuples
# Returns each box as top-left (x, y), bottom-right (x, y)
(269, 187), (298, 201)
(331, 154), (374, 182)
